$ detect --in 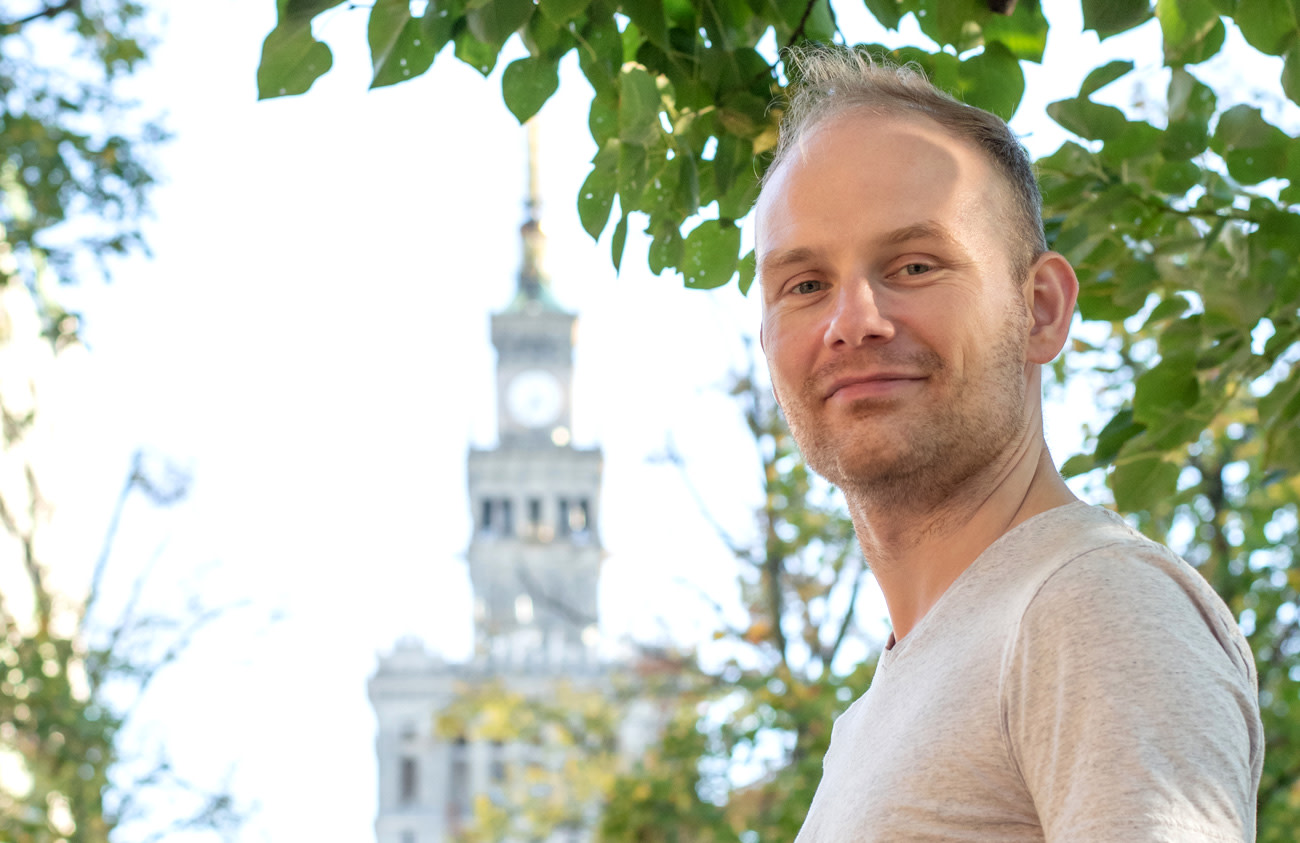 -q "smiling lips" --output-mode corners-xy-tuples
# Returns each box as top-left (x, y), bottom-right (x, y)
(823, 373), (928, 402)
